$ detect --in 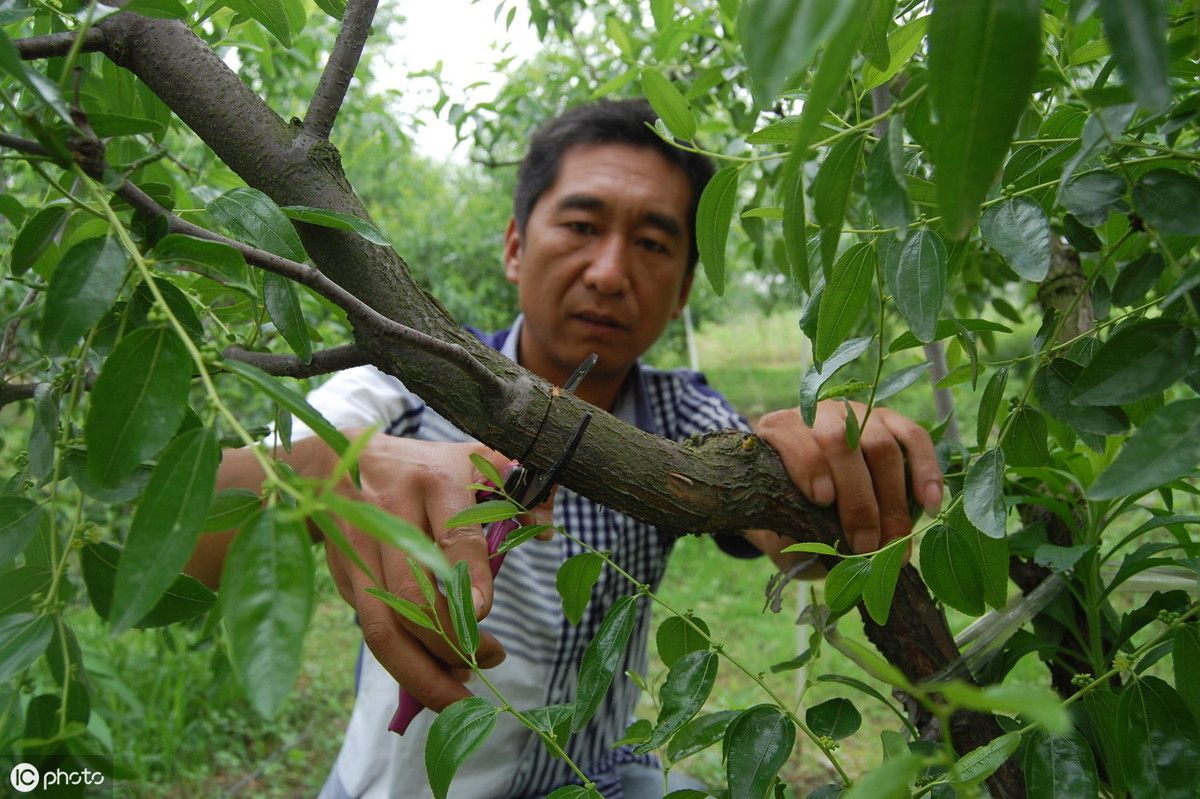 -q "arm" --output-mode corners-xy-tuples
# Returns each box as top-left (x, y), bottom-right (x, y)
(185, 431), (516, 712)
